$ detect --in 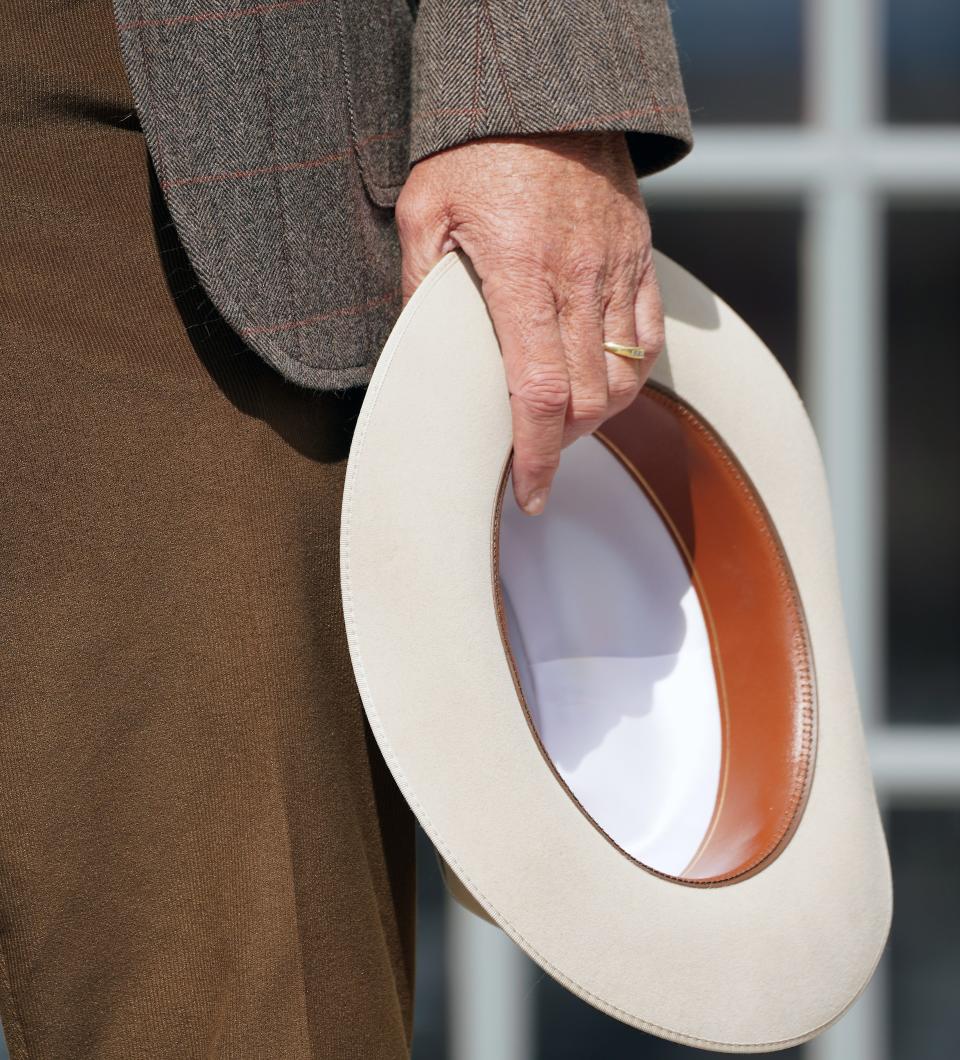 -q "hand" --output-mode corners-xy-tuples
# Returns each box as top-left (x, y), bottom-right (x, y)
(395, 132), (663, 515)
